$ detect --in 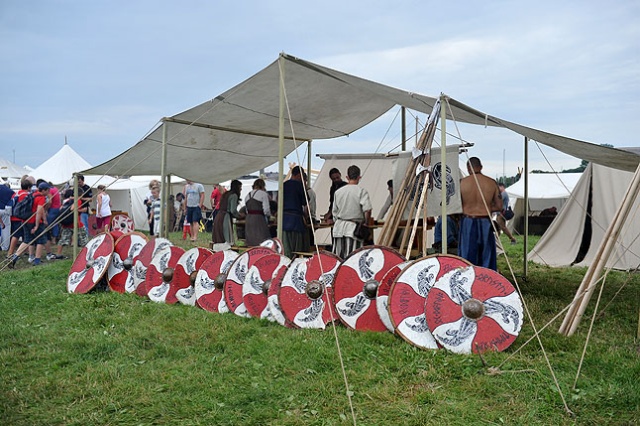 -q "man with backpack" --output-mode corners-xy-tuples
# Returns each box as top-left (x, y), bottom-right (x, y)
(9, 182), (51, 267)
